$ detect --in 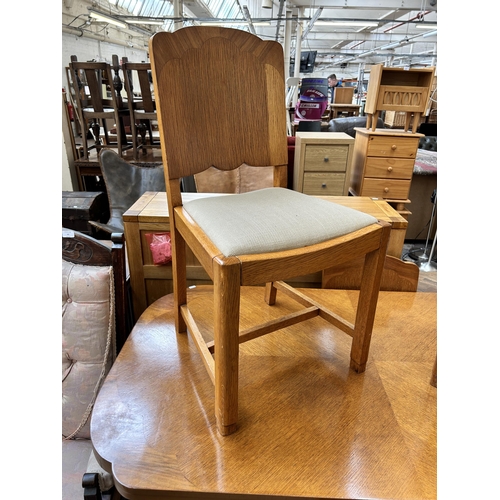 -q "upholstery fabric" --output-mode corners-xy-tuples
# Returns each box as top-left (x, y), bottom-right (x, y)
(327, 116), (385, 137)
(418, 136), (437, 151)
(99, 149), (166, 232)
(62, 260), (116, 439)
(62, 443), (114, 499)
(183, 187), (377, 257)
(194, 165), (274, 194)
(61, 439), (93, 500)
